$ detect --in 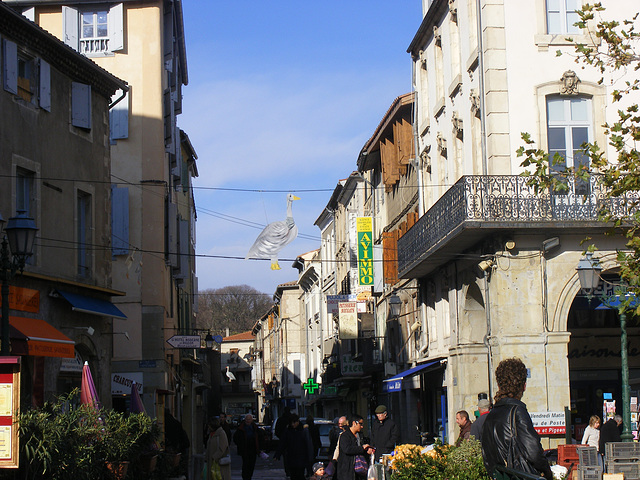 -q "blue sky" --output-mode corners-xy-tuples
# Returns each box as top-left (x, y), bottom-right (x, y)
(180, 2), (422, 294)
